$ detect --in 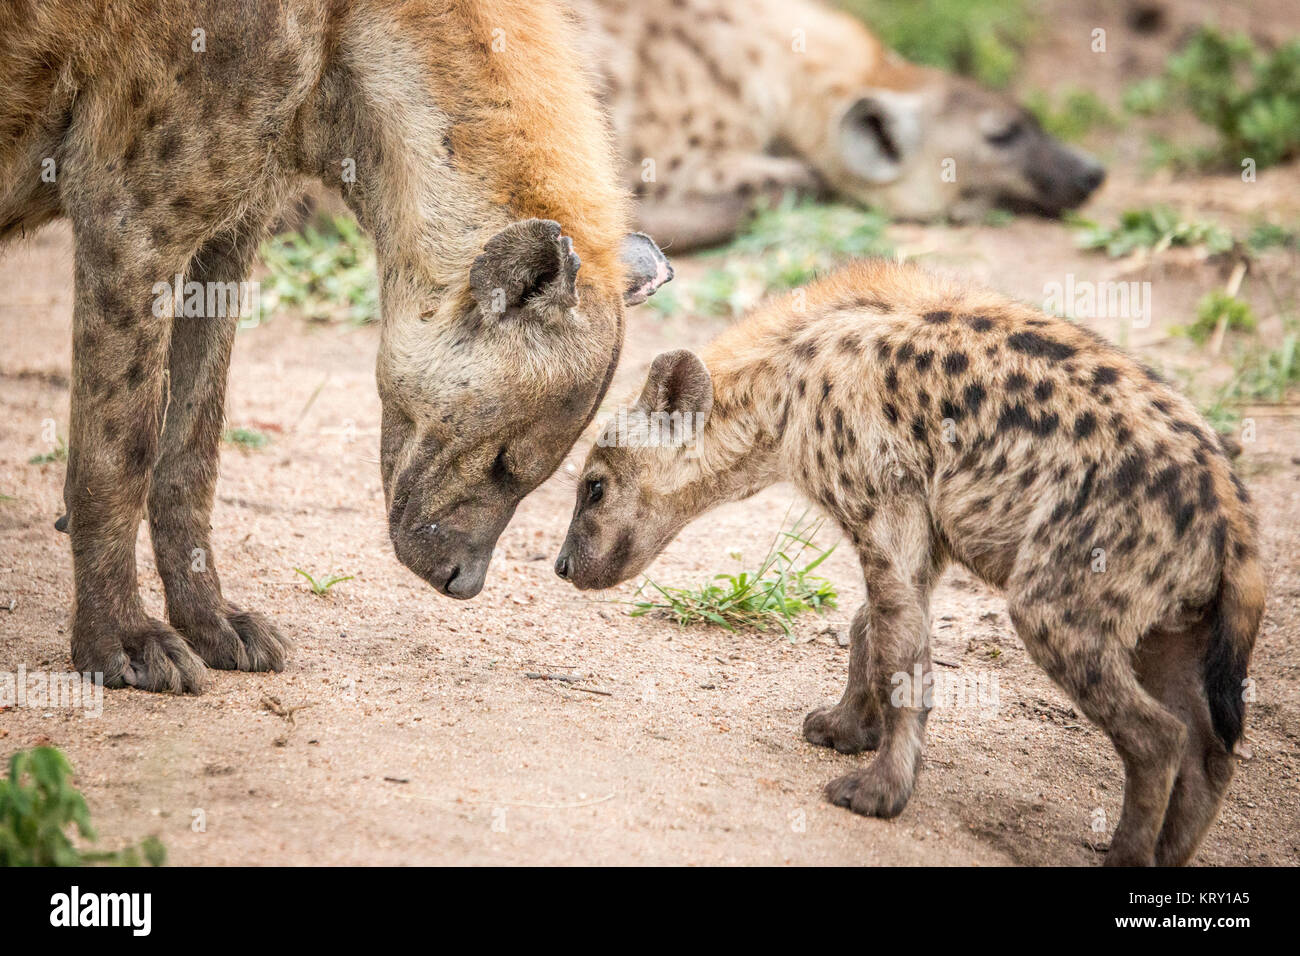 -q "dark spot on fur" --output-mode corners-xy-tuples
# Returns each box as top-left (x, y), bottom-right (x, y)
(924, 310), (952, 324)
(1033, 379), (1054, 402)
(1006, 372), (1028, 392)
(963, 383), (986, 415)
(943, 351), (969, 376)
(1092, 366), (1119, 387)
(1112, 453), (1147, 496)
(914, 350), (933, 372)
(1007, 330), (1077, 362)
(962, 314), (994, 332)
(1073, 412), (1097, 440)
